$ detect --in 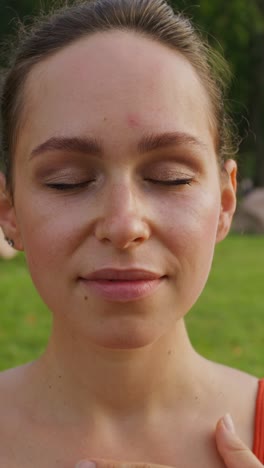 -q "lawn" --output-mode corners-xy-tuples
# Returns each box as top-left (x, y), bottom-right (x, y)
(0, 234), (264, 376)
